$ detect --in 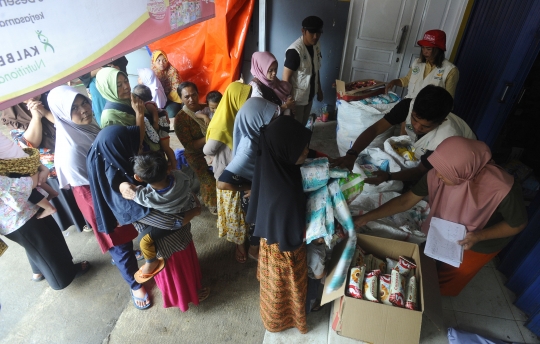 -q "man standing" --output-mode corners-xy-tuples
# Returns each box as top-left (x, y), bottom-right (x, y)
(283, 16), (324, 125)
